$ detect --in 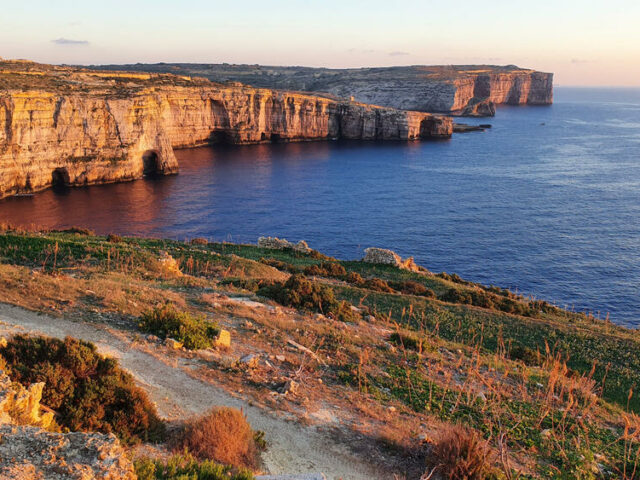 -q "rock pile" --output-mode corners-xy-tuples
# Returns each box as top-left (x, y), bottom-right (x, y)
(362, 247), (420, 272)
(258, 237), (311, 253)
(0, 369), (135, 479)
